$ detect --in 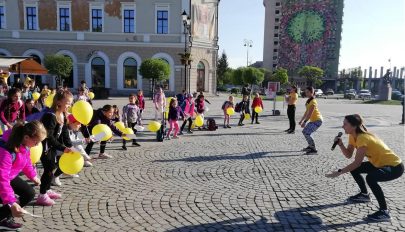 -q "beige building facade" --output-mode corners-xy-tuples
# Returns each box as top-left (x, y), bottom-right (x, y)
(0, 0), (219, 95)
